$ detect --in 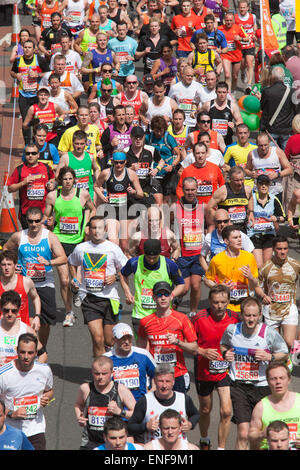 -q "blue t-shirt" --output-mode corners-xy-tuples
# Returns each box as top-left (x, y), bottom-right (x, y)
(95, 442), (141, 450)
(107, 36), (138, 77)
(121, 256), (185, 286)
(145, 132), (178, 176)
(105, 346), (156, 400)
(191, 28), (227, 49)
(0, 425), (34, 450)
(22, 142), (60, 165)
